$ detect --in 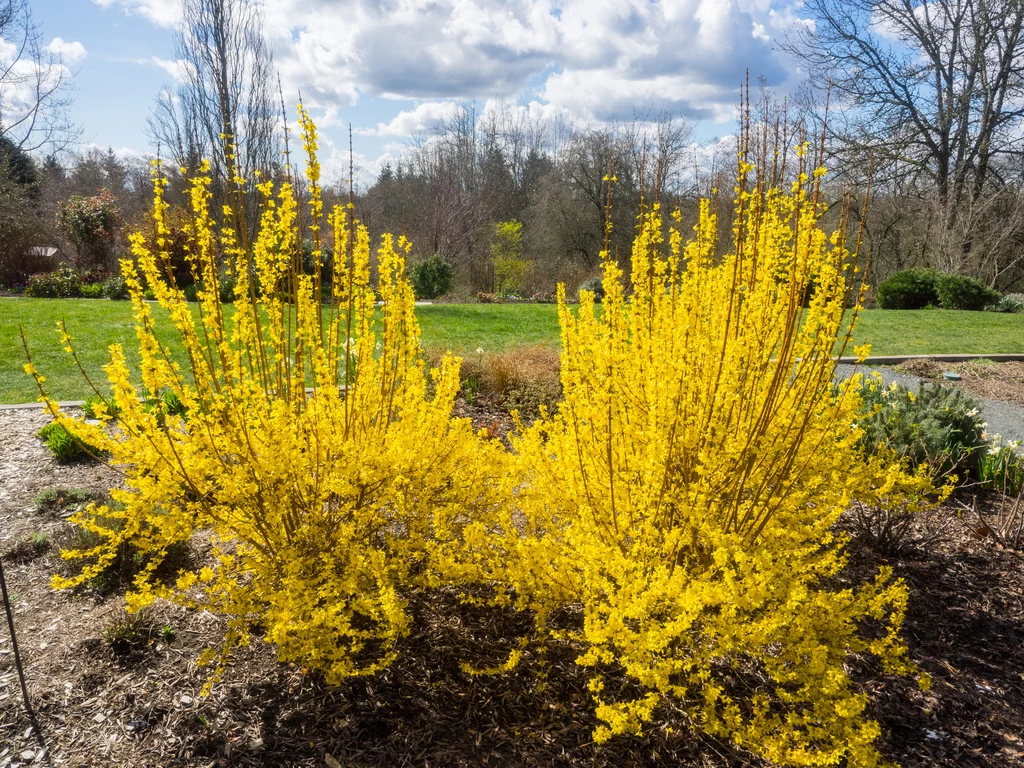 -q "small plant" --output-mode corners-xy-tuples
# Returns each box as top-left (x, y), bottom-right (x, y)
(979, 439), (1024, 497)
(104, 607), (155, 656)
(38, 422), (101, 462)
(410, 254), (454, 299)
(34, 486), (102, 513)
(577, 275), (605, 302)
(992, 292), (1024, 313)
(25, 267), (83, 298)
(874, 267), (939, 309)
(935, 273), (1002, 310)
(1, 531), (51, 564)
(159, 623), (176, 642)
